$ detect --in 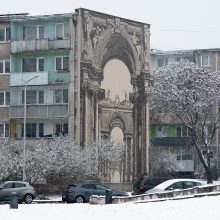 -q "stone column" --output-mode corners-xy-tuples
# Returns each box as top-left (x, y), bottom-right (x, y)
(130, 72), (149, 180)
